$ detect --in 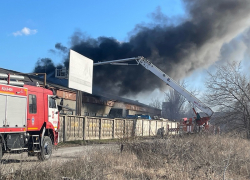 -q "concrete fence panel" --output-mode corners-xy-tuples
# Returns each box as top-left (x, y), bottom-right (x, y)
(101, 118), (113, 139)
(156, 121), (163, 136)
(65, 116), (73, 141)
(149, 120), (156, 136)
(58, 116), (65, 142)
(85, 117), (100, 140)
(125, 119), (134, 138)
(162, 121), (168, 135)
(74, 116), (84, 140)
(143, 120), (150, 136)
(114, 118), (125, 139)
(135, 119), (143, 136)
(64, 116), (84, 141)
(167, 121), (172, 135)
